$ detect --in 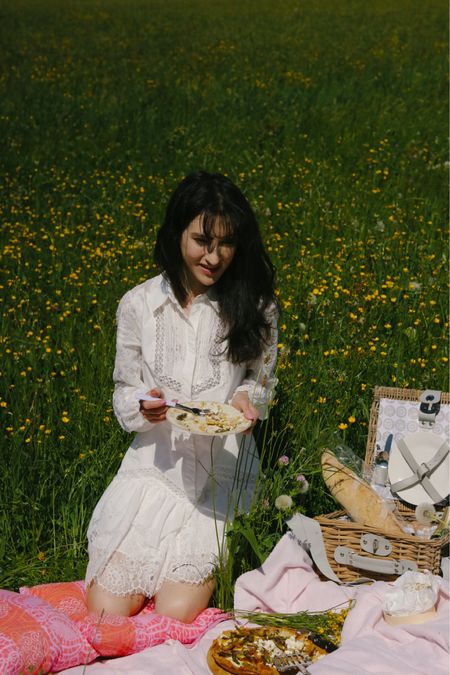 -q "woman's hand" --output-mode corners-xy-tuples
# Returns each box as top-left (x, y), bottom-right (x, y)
(139, 388), (168, 423)
(230, 391), (259, 435)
